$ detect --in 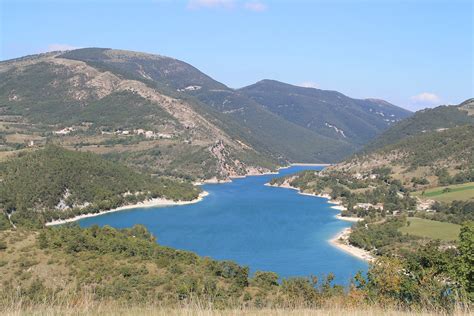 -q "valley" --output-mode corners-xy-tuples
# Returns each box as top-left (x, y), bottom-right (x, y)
(0, 48), (471, 314)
